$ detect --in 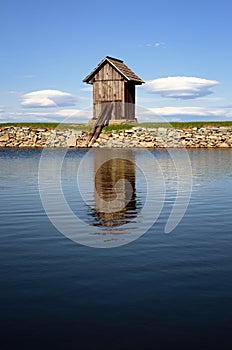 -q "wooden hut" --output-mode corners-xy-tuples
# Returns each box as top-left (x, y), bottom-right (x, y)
(83, 56), (144, 124)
